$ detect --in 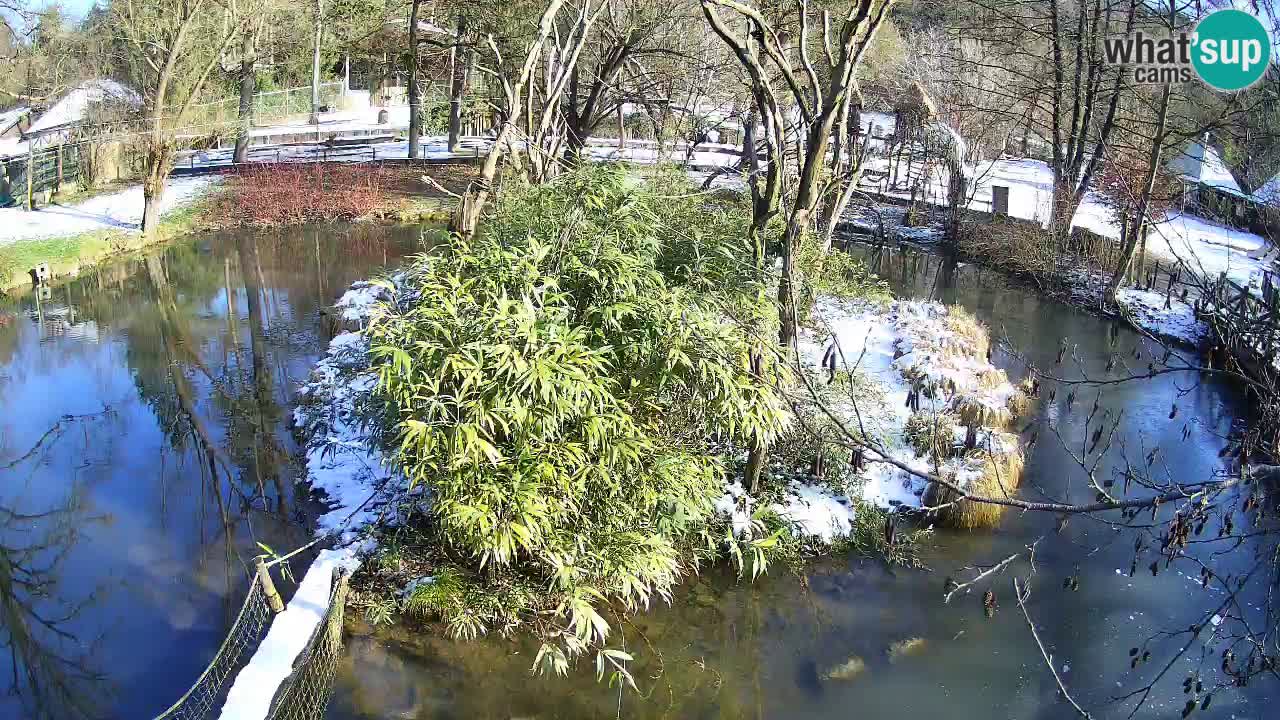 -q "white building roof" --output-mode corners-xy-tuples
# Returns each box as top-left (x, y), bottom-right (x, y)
(0, 106), (30, 135)
(27, 80), (141, 136)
